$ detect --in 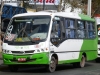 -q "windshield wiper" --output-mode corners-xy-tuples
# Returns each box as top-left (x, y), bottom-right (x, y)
(24, 31), (37, 43)
(12, 24), (36, 43)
